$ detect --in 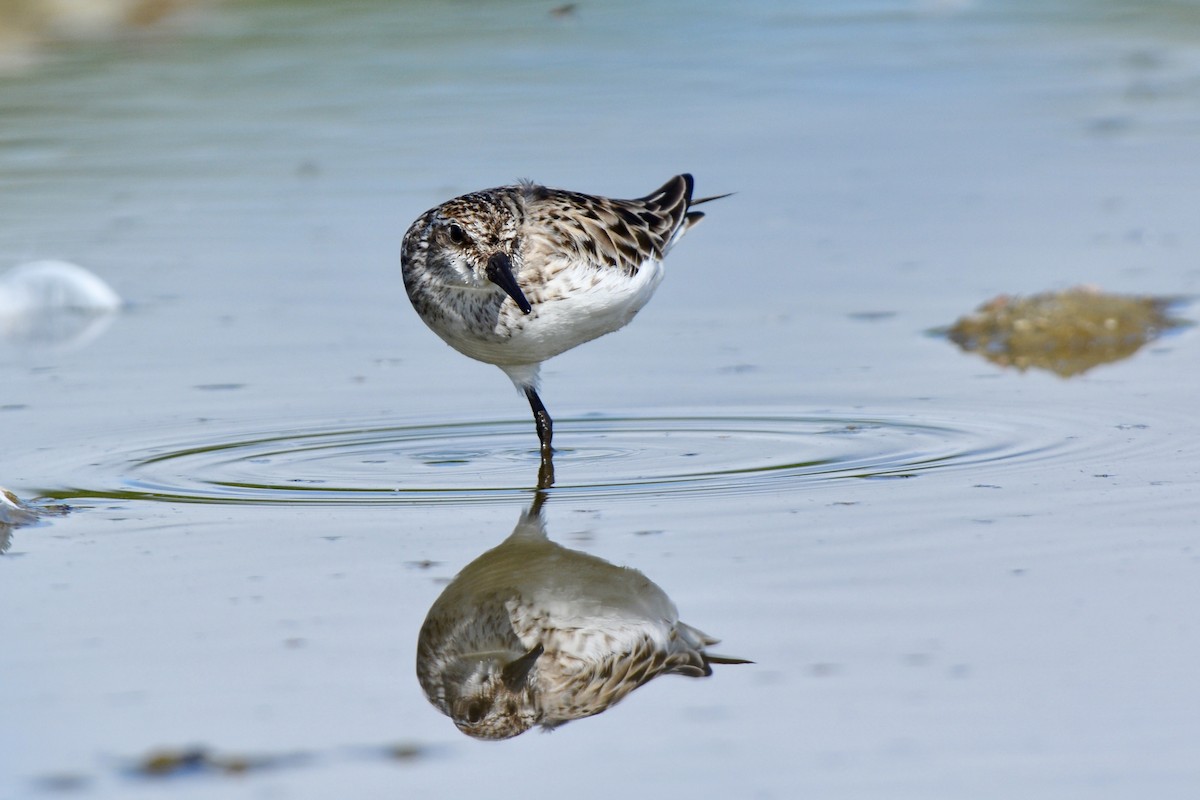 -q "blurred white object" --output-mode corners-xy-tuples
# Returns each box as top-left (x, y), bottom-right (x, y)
(0, 259), (122, 346)
(0, 486), (39, 527)
(0, 1), (209, 71)
(1, 486), (37, 553)
(0, 486), (69, 553)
